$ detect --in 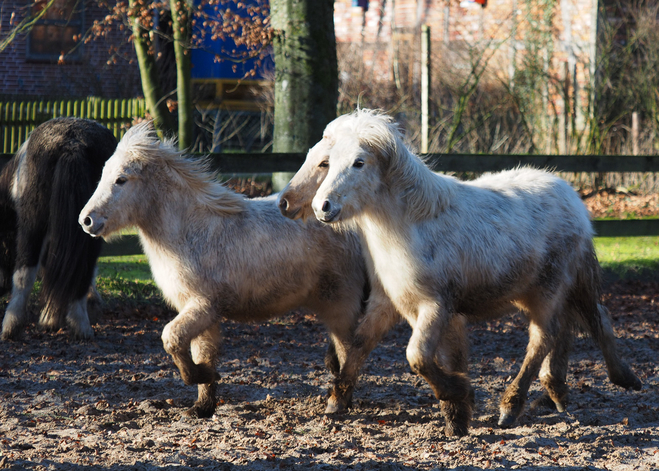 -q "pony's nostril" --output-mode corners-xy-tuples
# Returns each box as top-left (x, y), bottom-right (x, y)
(279, 198), (289, 212)
(83, 216), (92, 227)
(322, 200), (331, 212)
